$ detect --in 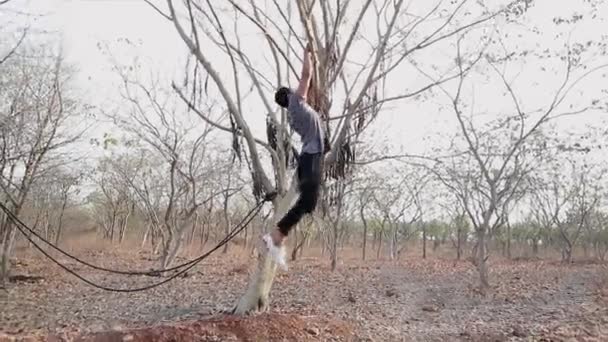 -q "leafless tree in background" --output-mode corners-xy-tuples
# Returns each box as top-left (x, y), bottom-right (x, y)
(531, 159), (604, 263)
(427, 15), (608, 292)
(93, 65), (244, 269)
(26, 167), (81, 245)
(0, 46), (85, 285)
